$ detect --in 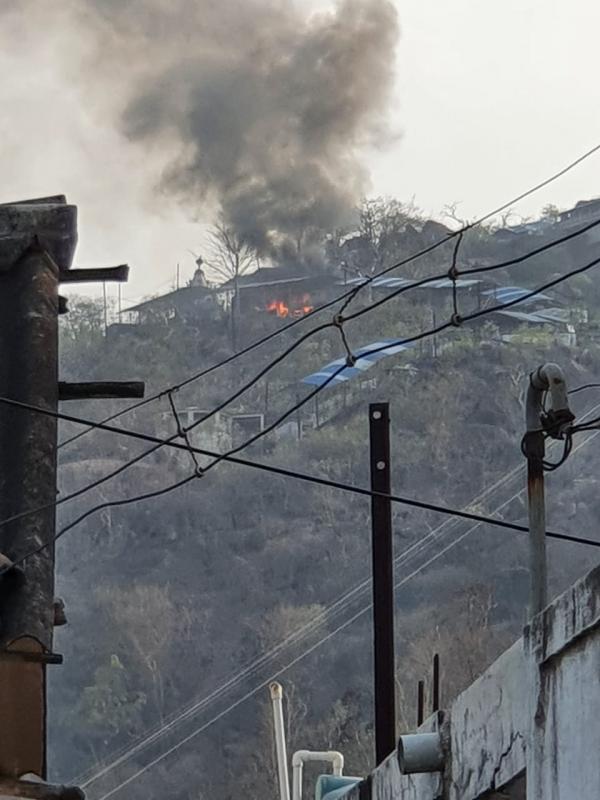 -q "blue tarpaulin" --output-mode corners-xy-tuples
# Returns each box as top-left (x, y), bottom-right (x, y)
(482, 286), (551, 305)
(495, 307), (570, 324)
(302, 339), (415, 388)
